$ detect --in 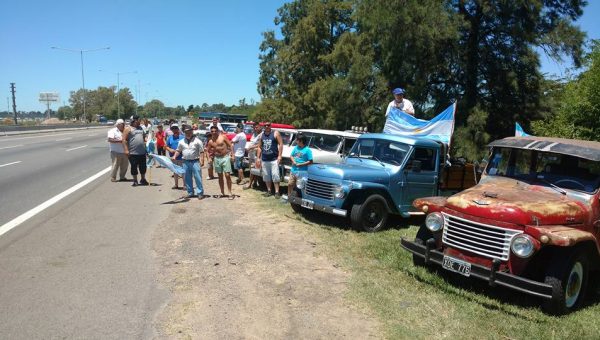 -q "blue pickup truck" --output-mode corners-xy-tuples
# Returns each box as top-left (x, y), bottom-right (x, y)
(287, 133), (477, 232)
